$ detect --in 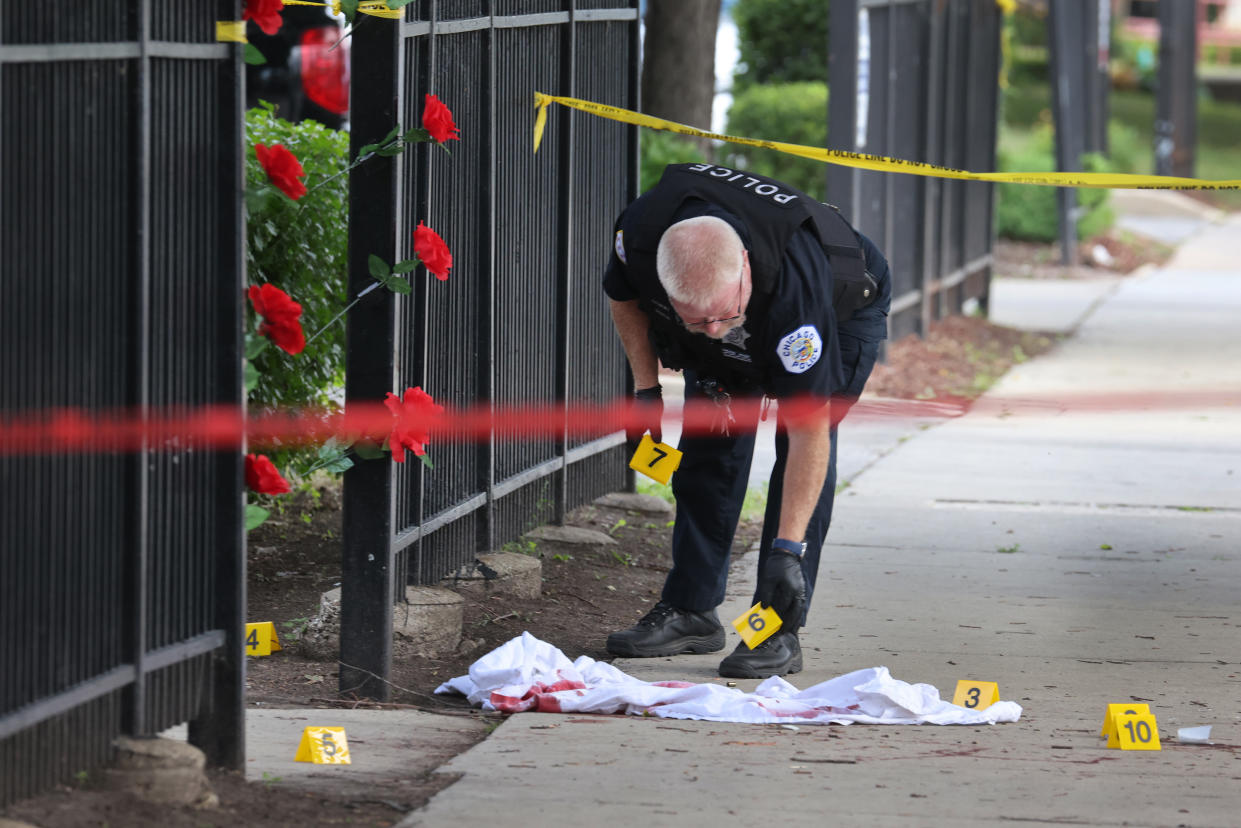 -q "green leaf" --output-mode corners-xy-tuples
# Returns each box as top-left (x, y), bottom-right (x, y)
(376, 145), (405, 157)
(356, 142), (379, 158)
(392, 258), (419, 274)
(419, 453), (434, 470)
(402, 127), (431, 143)
(386, 276), (411, 295)
(244, 359), (260, 394)
(243, 43), (267, 66)
(245, 334), (269, 360)
(245, 504), (270, 531)
(324, 455), (354, 474)
(387, 0), (415, 8)
(381, 125), (401, 144)
(244, 186), (276, 216)
(338, 0), (360, 23)
(367, 254), (391, 279)
(353, 439), (387, 460)
(313, 442), (355, 474)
